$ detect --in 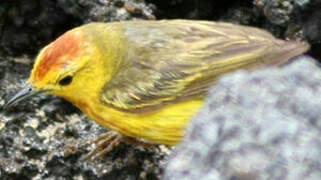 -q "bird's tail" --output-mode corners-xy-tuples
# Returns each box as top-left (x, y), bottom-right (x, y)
(261, 40), (310, 66)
